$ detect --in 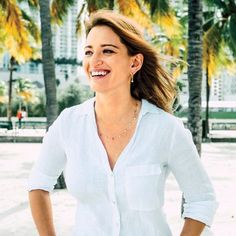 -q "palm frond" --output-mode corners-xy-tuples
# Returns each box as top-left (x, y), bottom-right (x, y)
(21, 9), (41, 43)
(143, 0), (169, 16)
(142, 0), (181, 37)
(117, 0), (154, 35)
(204, 22), (223, 57)
(76, 2), (86, 35)
(51, 0), (75, 24)
(203, 22), (222, 81)
(203, 20), (234, 83)
(17, 0), (39, 9)
(203, 0), (227, 9)
(1, 0), (33, 62)
(0, 0), (8, 9)
(94, 0), (110, 10)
